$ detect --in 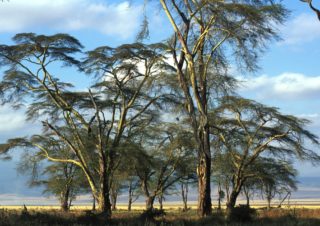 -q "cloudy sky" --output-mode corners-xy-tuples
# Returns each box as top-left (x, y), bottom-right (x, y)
(0, 0), (320, 202)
